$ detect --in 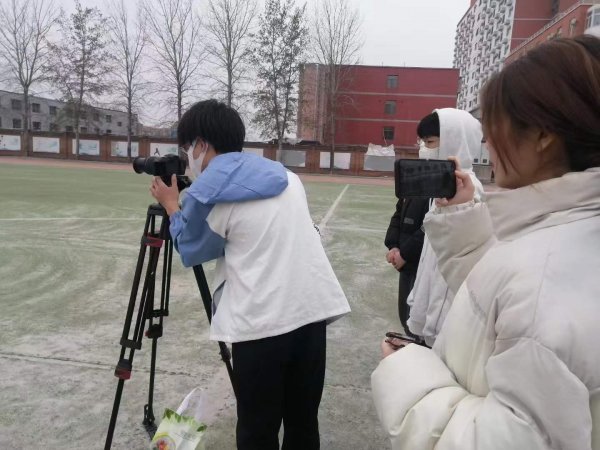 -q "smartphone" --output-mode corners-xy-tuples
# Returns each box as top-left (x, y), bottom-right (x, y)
(385, 331), (427, 348)
(394, 158), (456, 199)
